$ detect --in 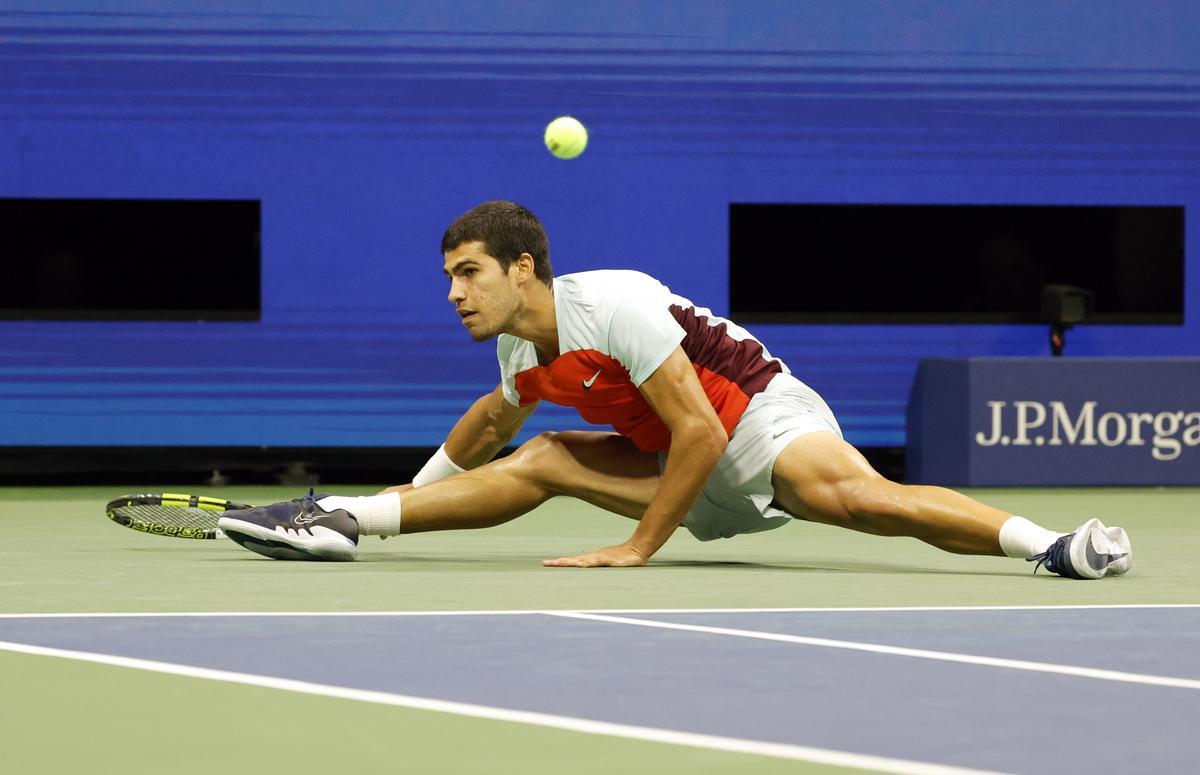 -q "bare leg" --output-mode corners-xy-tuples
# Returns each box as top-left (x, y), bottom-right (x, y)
(397, 431), (660, 534)
(771, 432), (1011, 555)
